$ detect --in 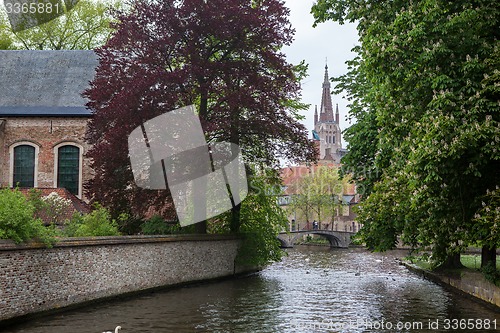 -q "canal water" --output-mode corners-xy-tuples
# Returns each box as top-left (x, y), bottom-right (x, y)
(3, 247), (500, 333)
